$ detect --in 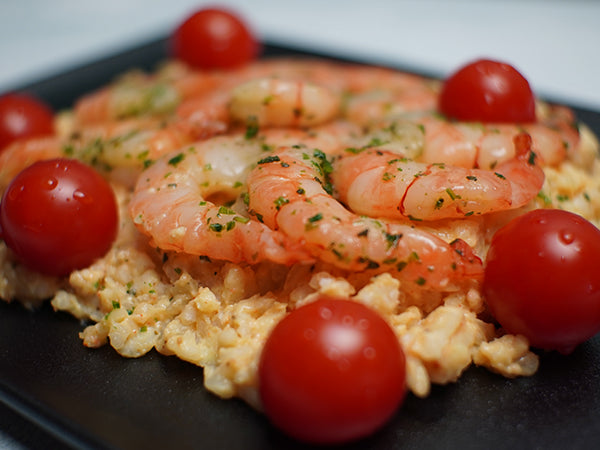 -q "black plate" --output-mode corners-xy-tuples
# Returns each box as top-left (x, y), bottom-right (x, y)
(2, 38), (600, 450)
